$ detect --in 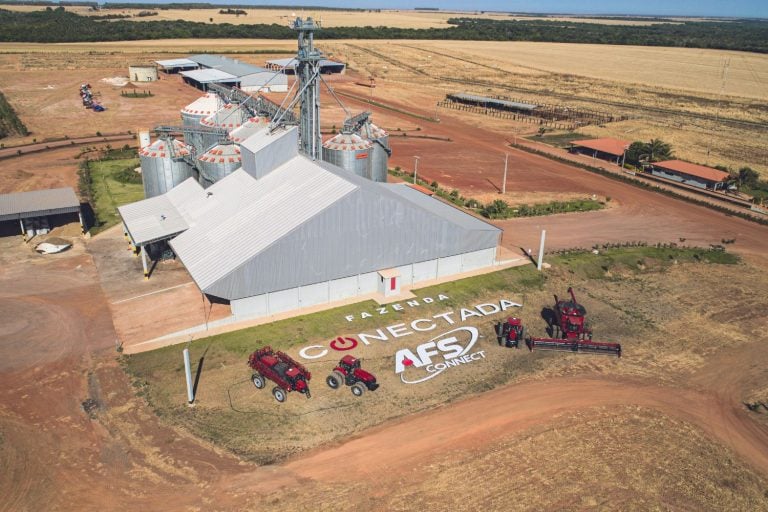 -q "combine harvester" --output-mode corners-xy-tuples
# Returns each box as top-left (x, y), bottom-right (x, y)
(525, 287), (622, 357)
